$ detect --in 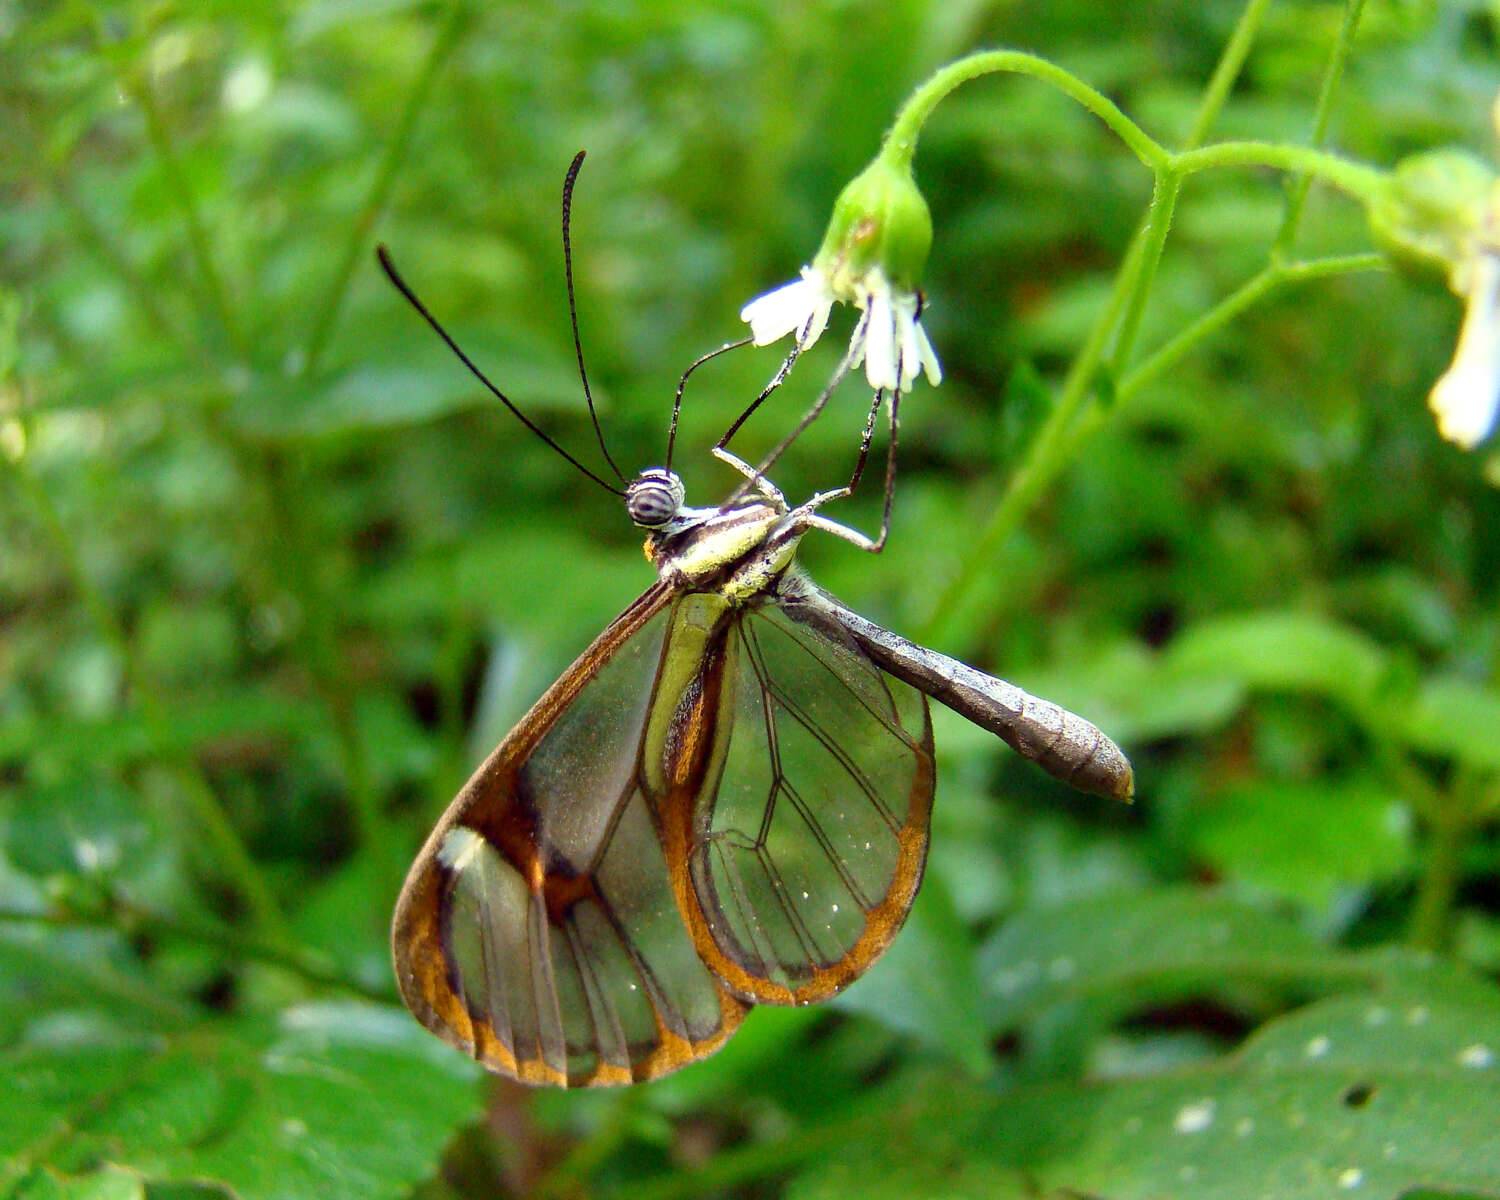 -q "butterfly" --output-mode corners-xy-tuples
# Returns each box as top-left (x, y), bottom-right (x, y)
(378, 156), (1131, 1086)
(389, 459), (1132, 1086)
